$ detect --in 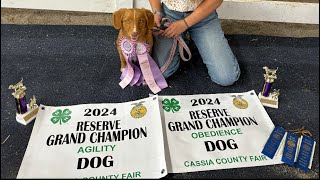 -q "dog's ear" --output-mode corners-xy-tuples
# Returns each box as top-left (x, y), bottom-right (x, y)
(113, 9), (126, 30)
(144, 9), (154, 29)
